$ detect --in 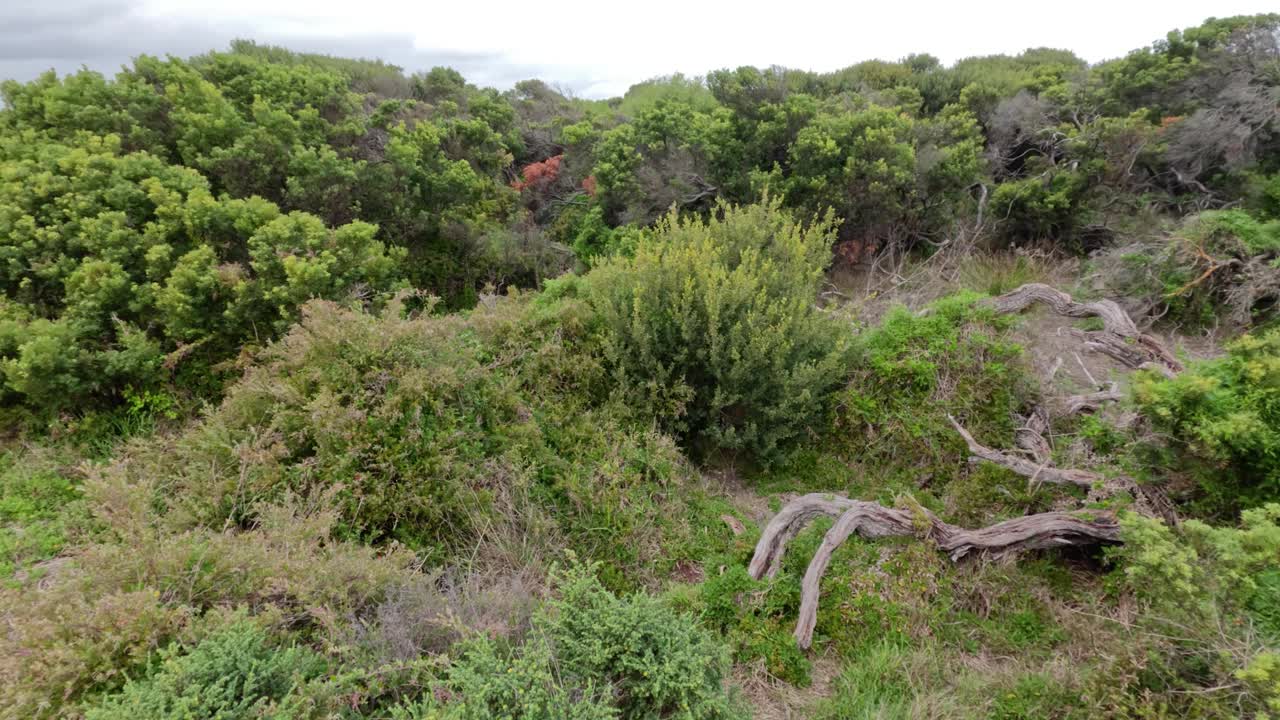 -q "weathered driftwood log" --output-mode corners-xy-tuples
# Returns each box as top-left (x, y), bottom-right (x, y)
(748, 493), (1121, 648)
(988, 284), (1183, 374)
